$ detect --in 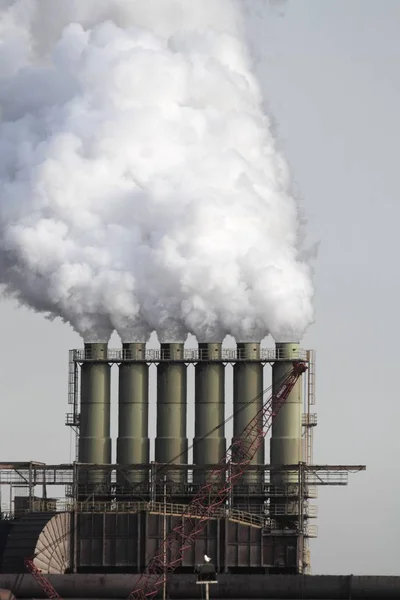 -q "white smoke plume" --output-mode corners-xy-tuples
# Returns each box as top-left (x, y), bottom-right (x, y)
(0, 0), (314, 343)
